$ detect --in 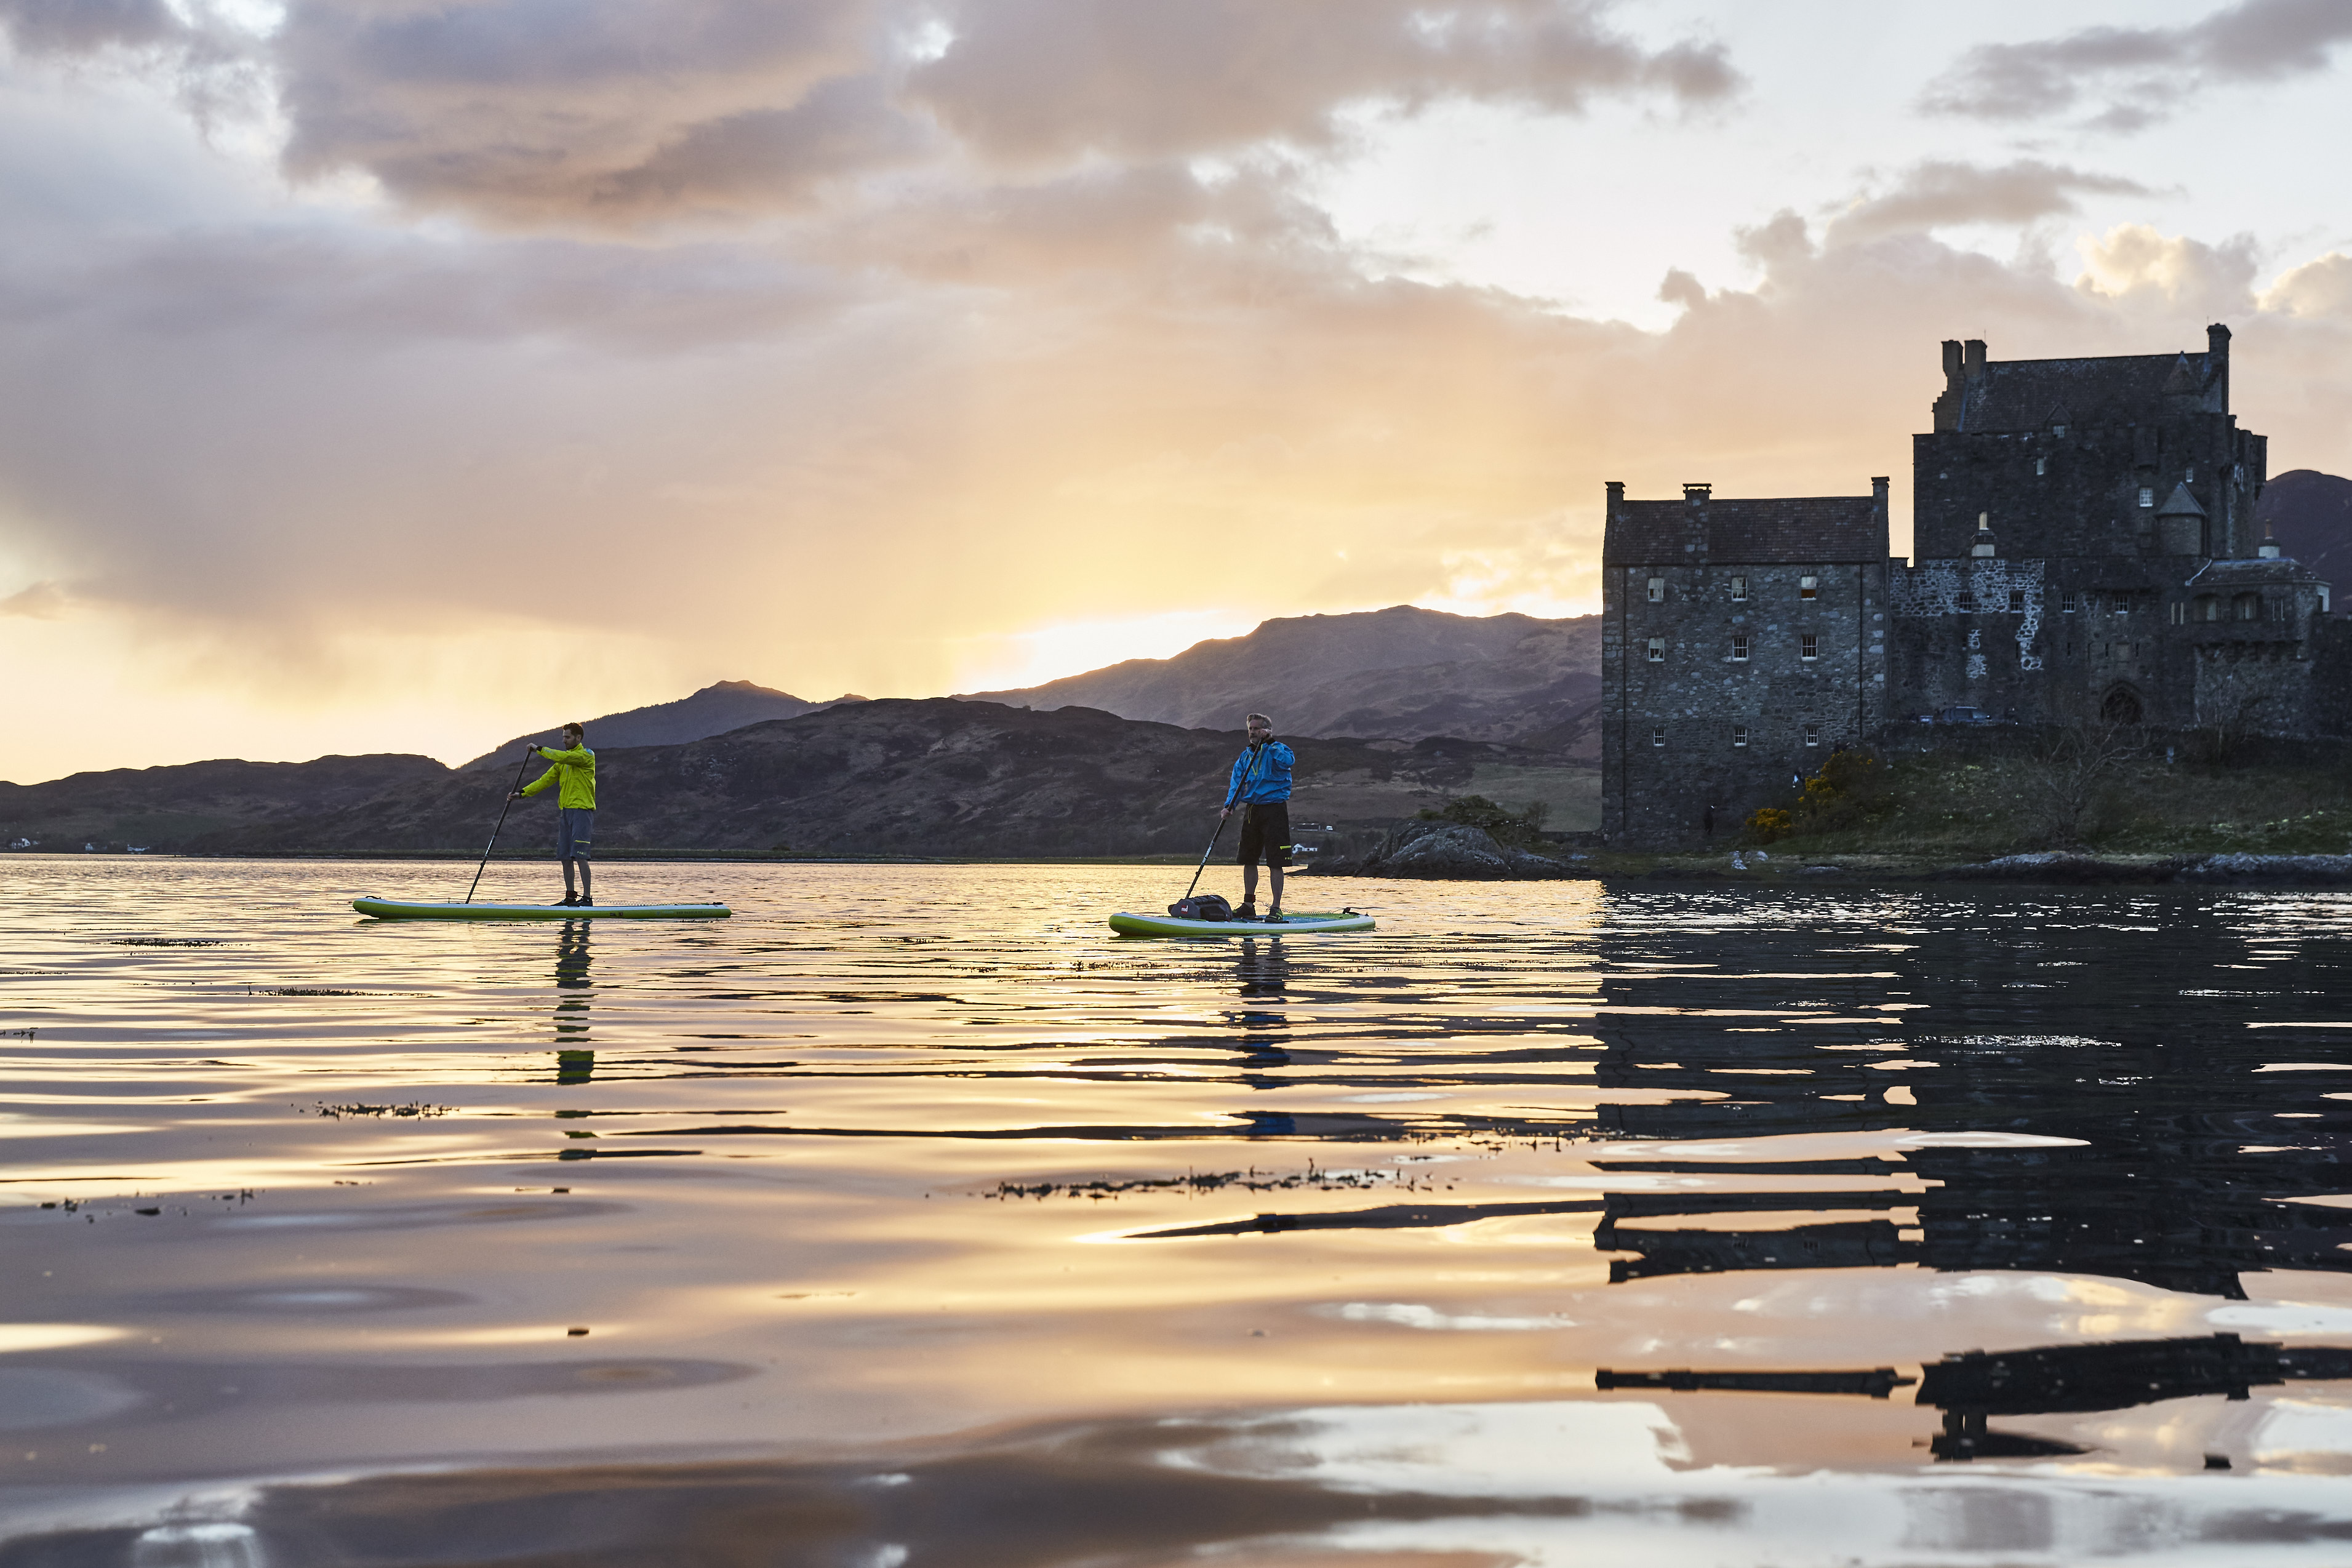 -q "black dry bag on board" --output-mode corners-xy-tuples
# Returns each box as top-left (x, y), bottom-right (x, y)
(1168, 894), (1233, 921)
